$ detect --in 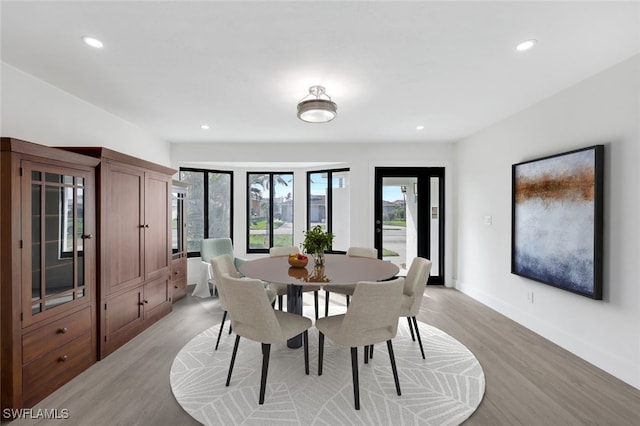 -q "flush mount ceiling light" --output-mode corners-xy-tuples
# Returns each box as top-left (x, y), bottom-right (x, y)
(516, 39), (537, 52)
(82, 36), (104, 49)
(297, 85), (337, 123)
